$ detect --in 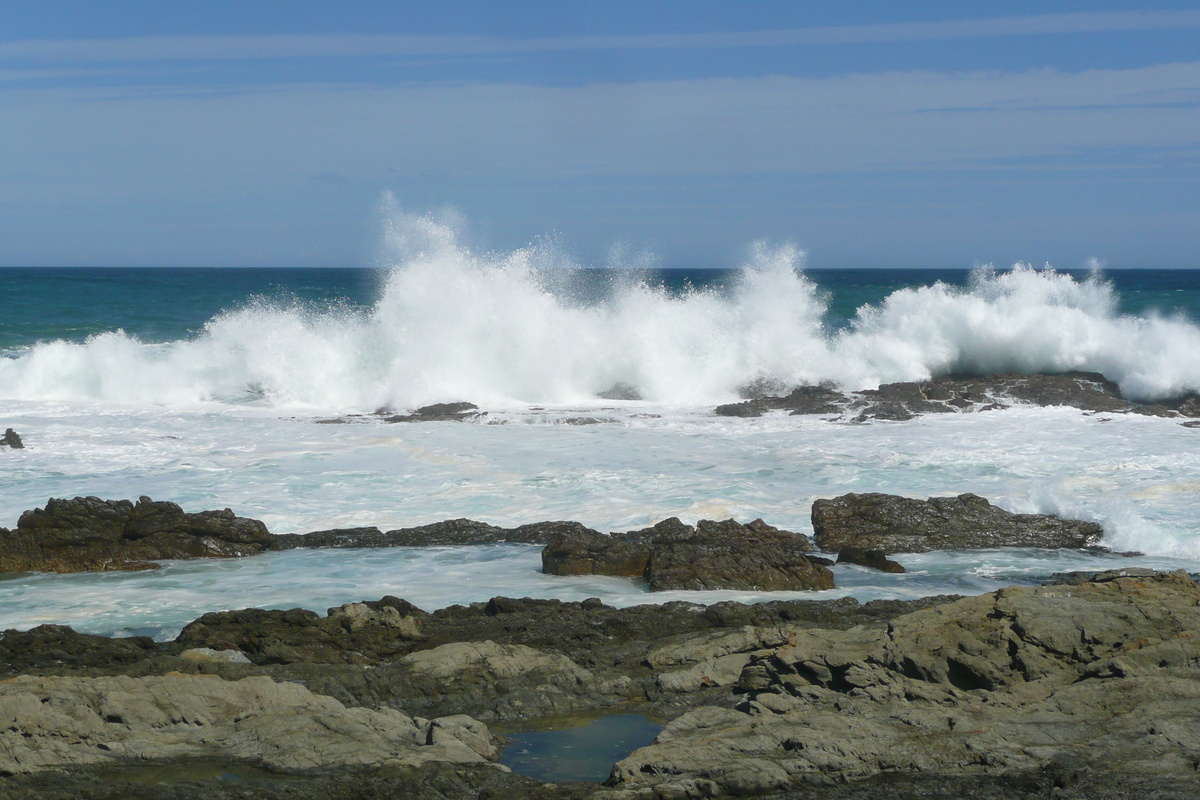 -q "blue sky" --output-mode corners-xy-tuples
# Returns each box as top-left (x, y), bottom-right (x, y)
(1, 2), (1198, 268)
